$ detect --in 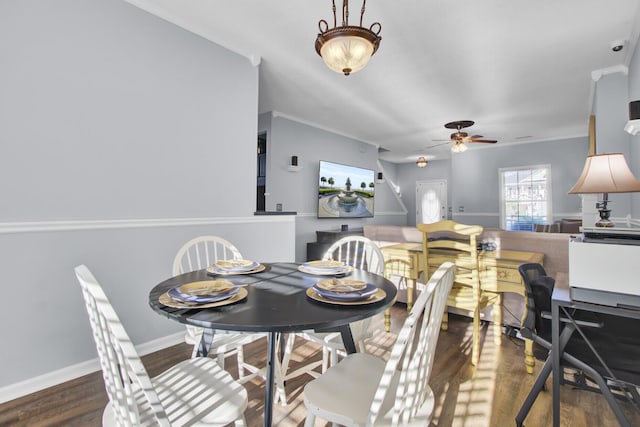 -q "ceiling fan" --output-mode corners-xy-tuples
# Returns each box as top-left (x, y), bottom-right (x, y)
(431, 120), (498, 153)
